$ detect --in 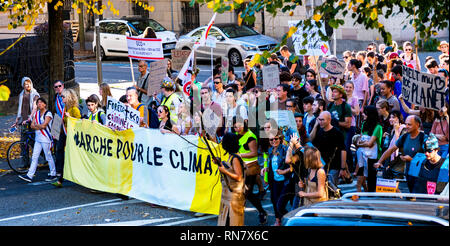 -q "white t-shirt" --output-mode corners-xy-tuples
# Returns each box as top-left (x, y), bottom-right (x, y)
(34, 110), (53, 143)
(223, 104), (248, 129)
